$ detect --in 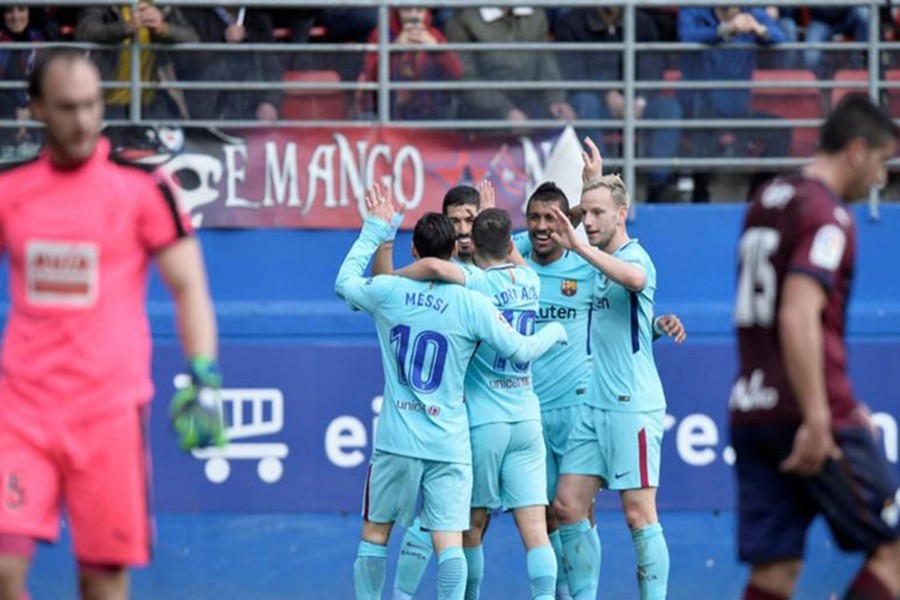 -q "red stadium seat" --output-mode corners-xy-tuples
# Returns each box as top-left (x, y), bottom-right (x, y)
(280, 70), (347, 121)
(831, 69), (869, 108)
(829, 70), (900, 118)
(750, 69), (824, 157)
(885, 70), (900, 118)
